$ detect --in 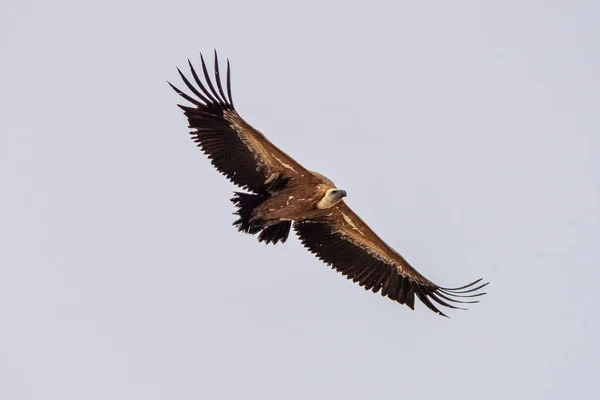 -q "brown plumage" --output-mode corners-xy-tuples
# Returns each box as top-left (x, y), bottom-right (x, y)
(170, 51), (488, 317)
